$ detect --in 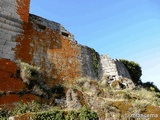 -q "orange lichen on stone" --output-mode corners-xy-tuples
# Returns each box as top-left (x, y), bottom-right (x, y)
(0, 59), (26, 91)
(0, 58), (44, 105)
(15, 21), (81, 87)
(21, 94), (41, 103)
(1, 0), (81, 105)
(16, 0), (30, 23)
(0, 94), (41, 105)
(0, 95), (21, 105)
(15, 23), (34, 63)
